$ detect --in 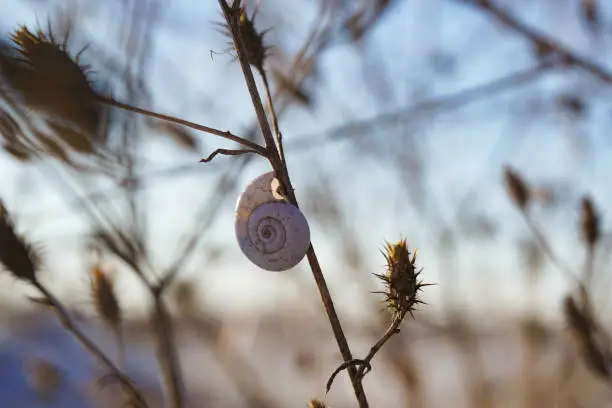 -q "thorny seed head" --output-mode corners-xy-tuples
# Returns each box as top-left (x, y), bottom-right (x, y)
(374, 239), (429, 319)
(307, 399), (328, 408)
(0, 200), (39, 283)
(90, 265), (122, 329)
(220, 5), (272, 75)
(1, 25), (104, 137)
(503, 166), (530, 211)
(580, 196), (600, 248)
